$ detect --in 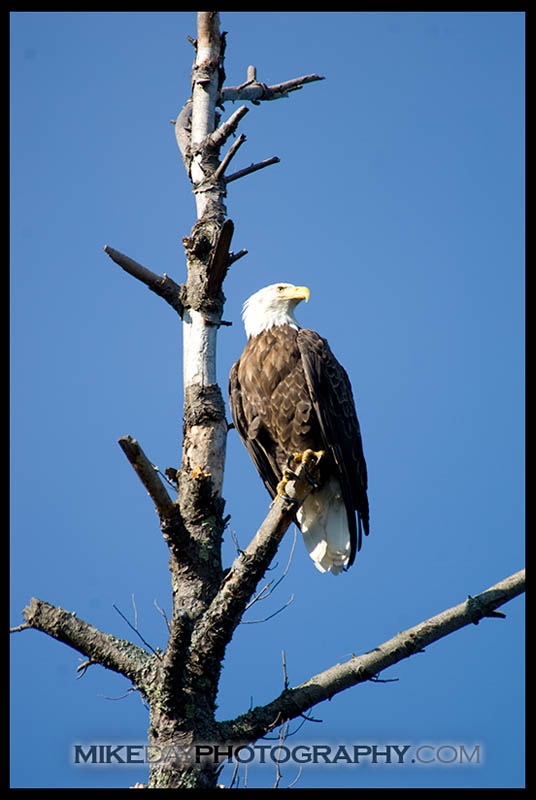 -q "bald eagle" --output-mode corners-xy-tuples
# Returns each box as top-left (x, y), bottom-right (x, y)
(229, 283), (369, 574)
